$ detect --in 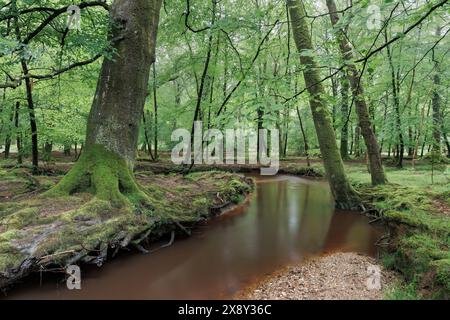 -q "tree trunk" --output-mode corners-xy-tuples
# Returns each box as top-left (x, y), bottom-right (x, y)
(287, 0), (359, 209)
(354, 126), (361, 158)
(326, 0), (386, 185)
(386, 32), (404, 168)
(296, 105), (310, 166)
(431, 27), (442, 157)
(13, 11), (38, 171)
(412, 103), (426, 170)
(152, 63), (158, 160)
(14, 102), (22, 164)
(21, 61), (39, 173)
(64, 144), (71, 156)
(48, 0), (162, 208)
(142, 111), (155, 160)
(4, 106), (13, 159)
(340, 73), (349, 160)
(43, 142), (52, 161)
